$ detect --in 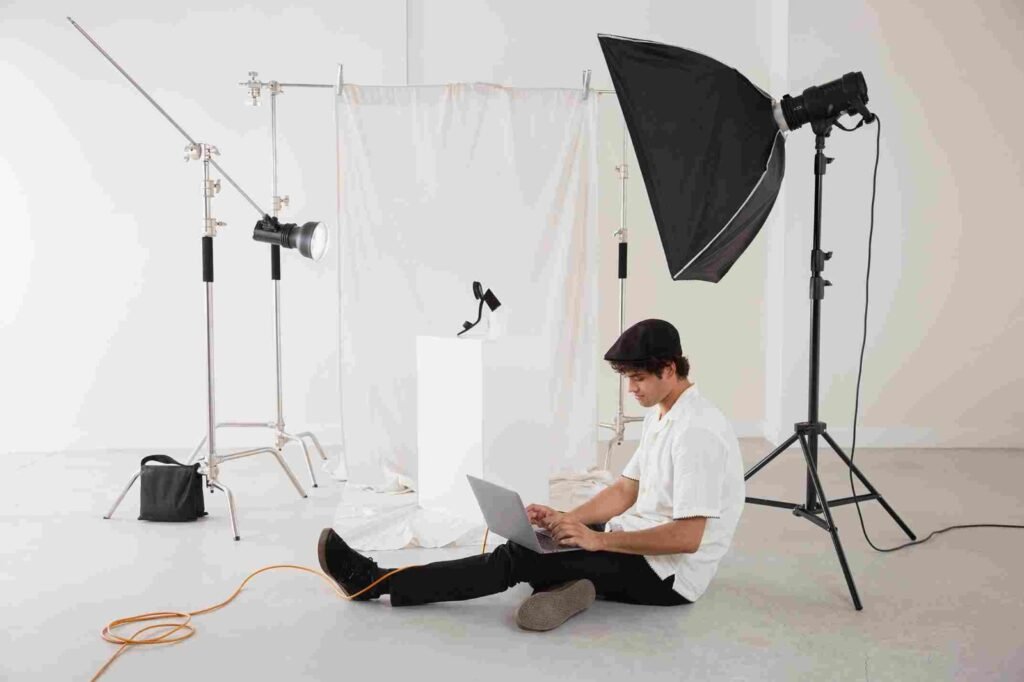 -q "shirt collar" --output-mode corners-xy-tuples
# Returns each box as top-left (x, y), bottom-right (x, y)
(651, 382), (698, 428)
